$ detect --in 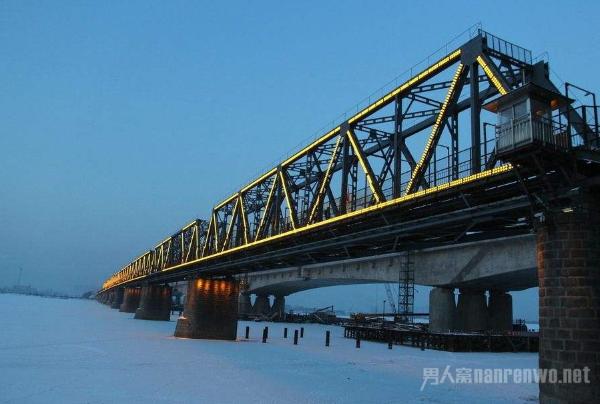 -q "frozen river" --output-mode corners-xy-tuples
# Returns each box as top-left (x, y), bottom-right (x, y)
(0, 294), (538, 403)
